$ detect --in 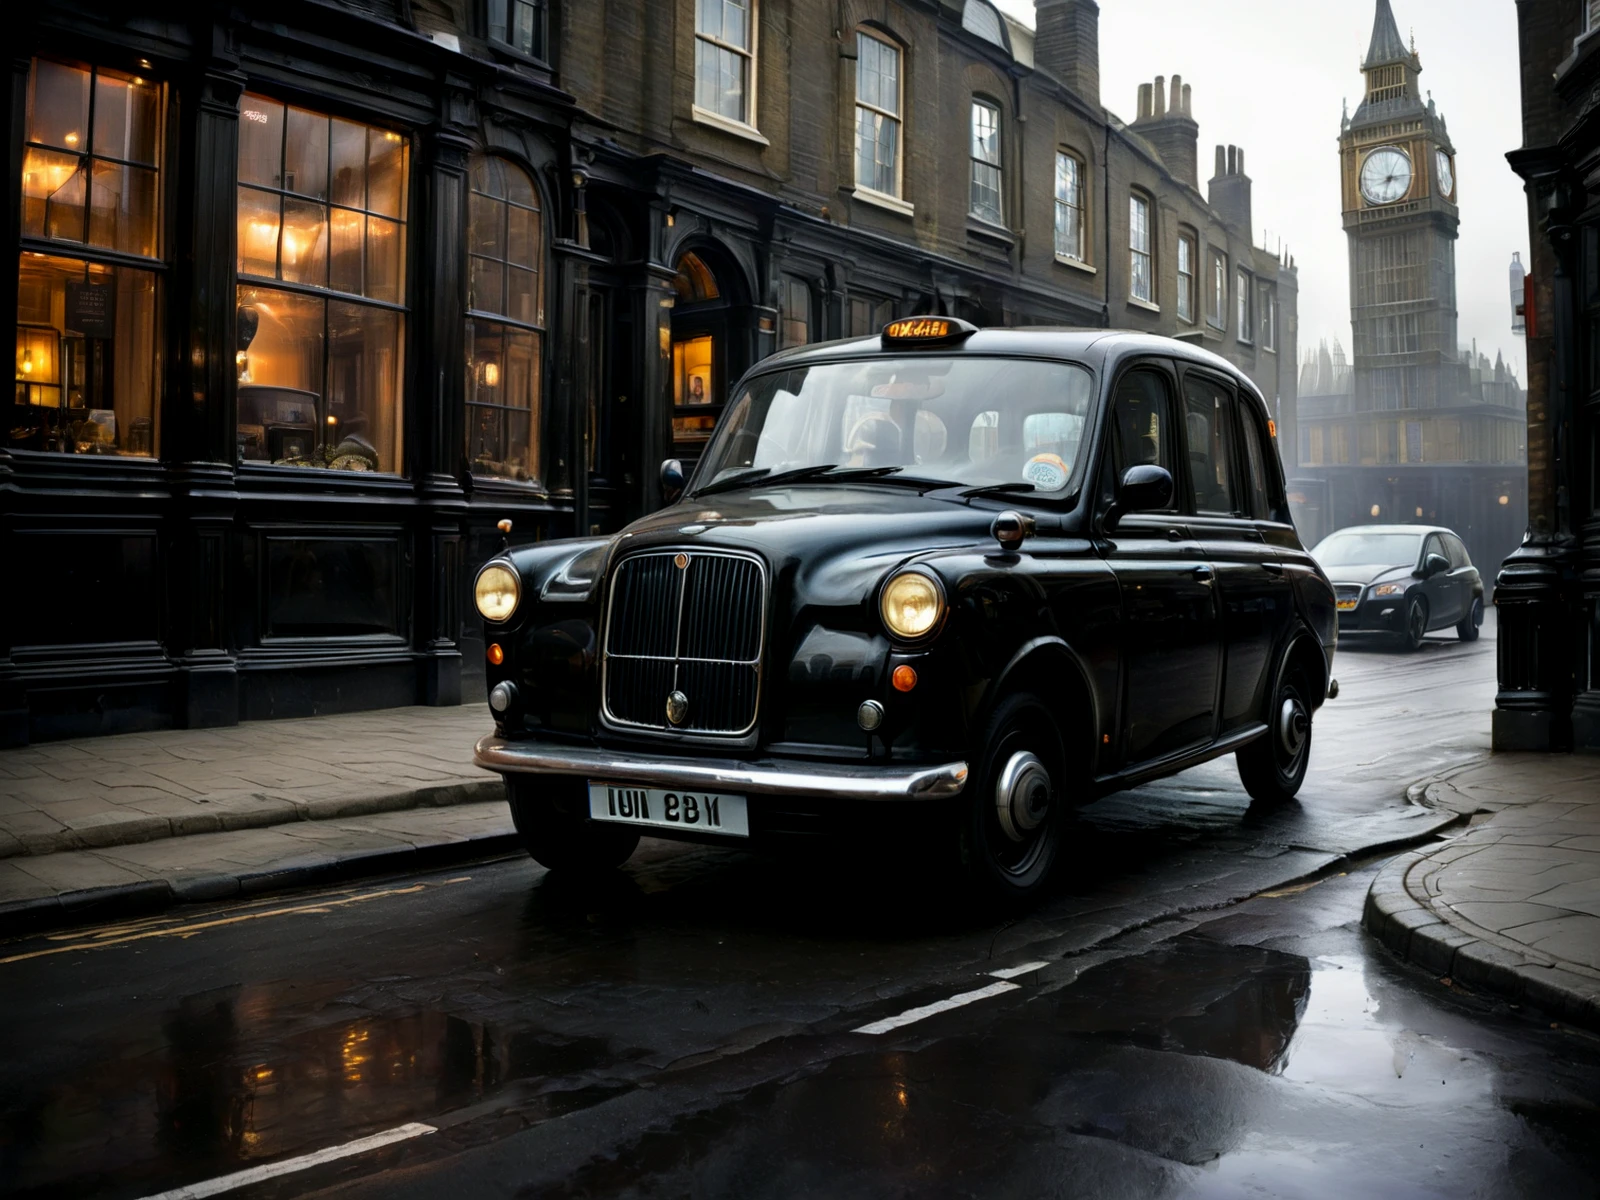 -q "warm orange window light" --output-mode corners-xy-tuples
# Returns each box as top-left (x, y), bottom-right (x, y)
(486, 643), (504, 665)
(892, 664), (918, 692)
